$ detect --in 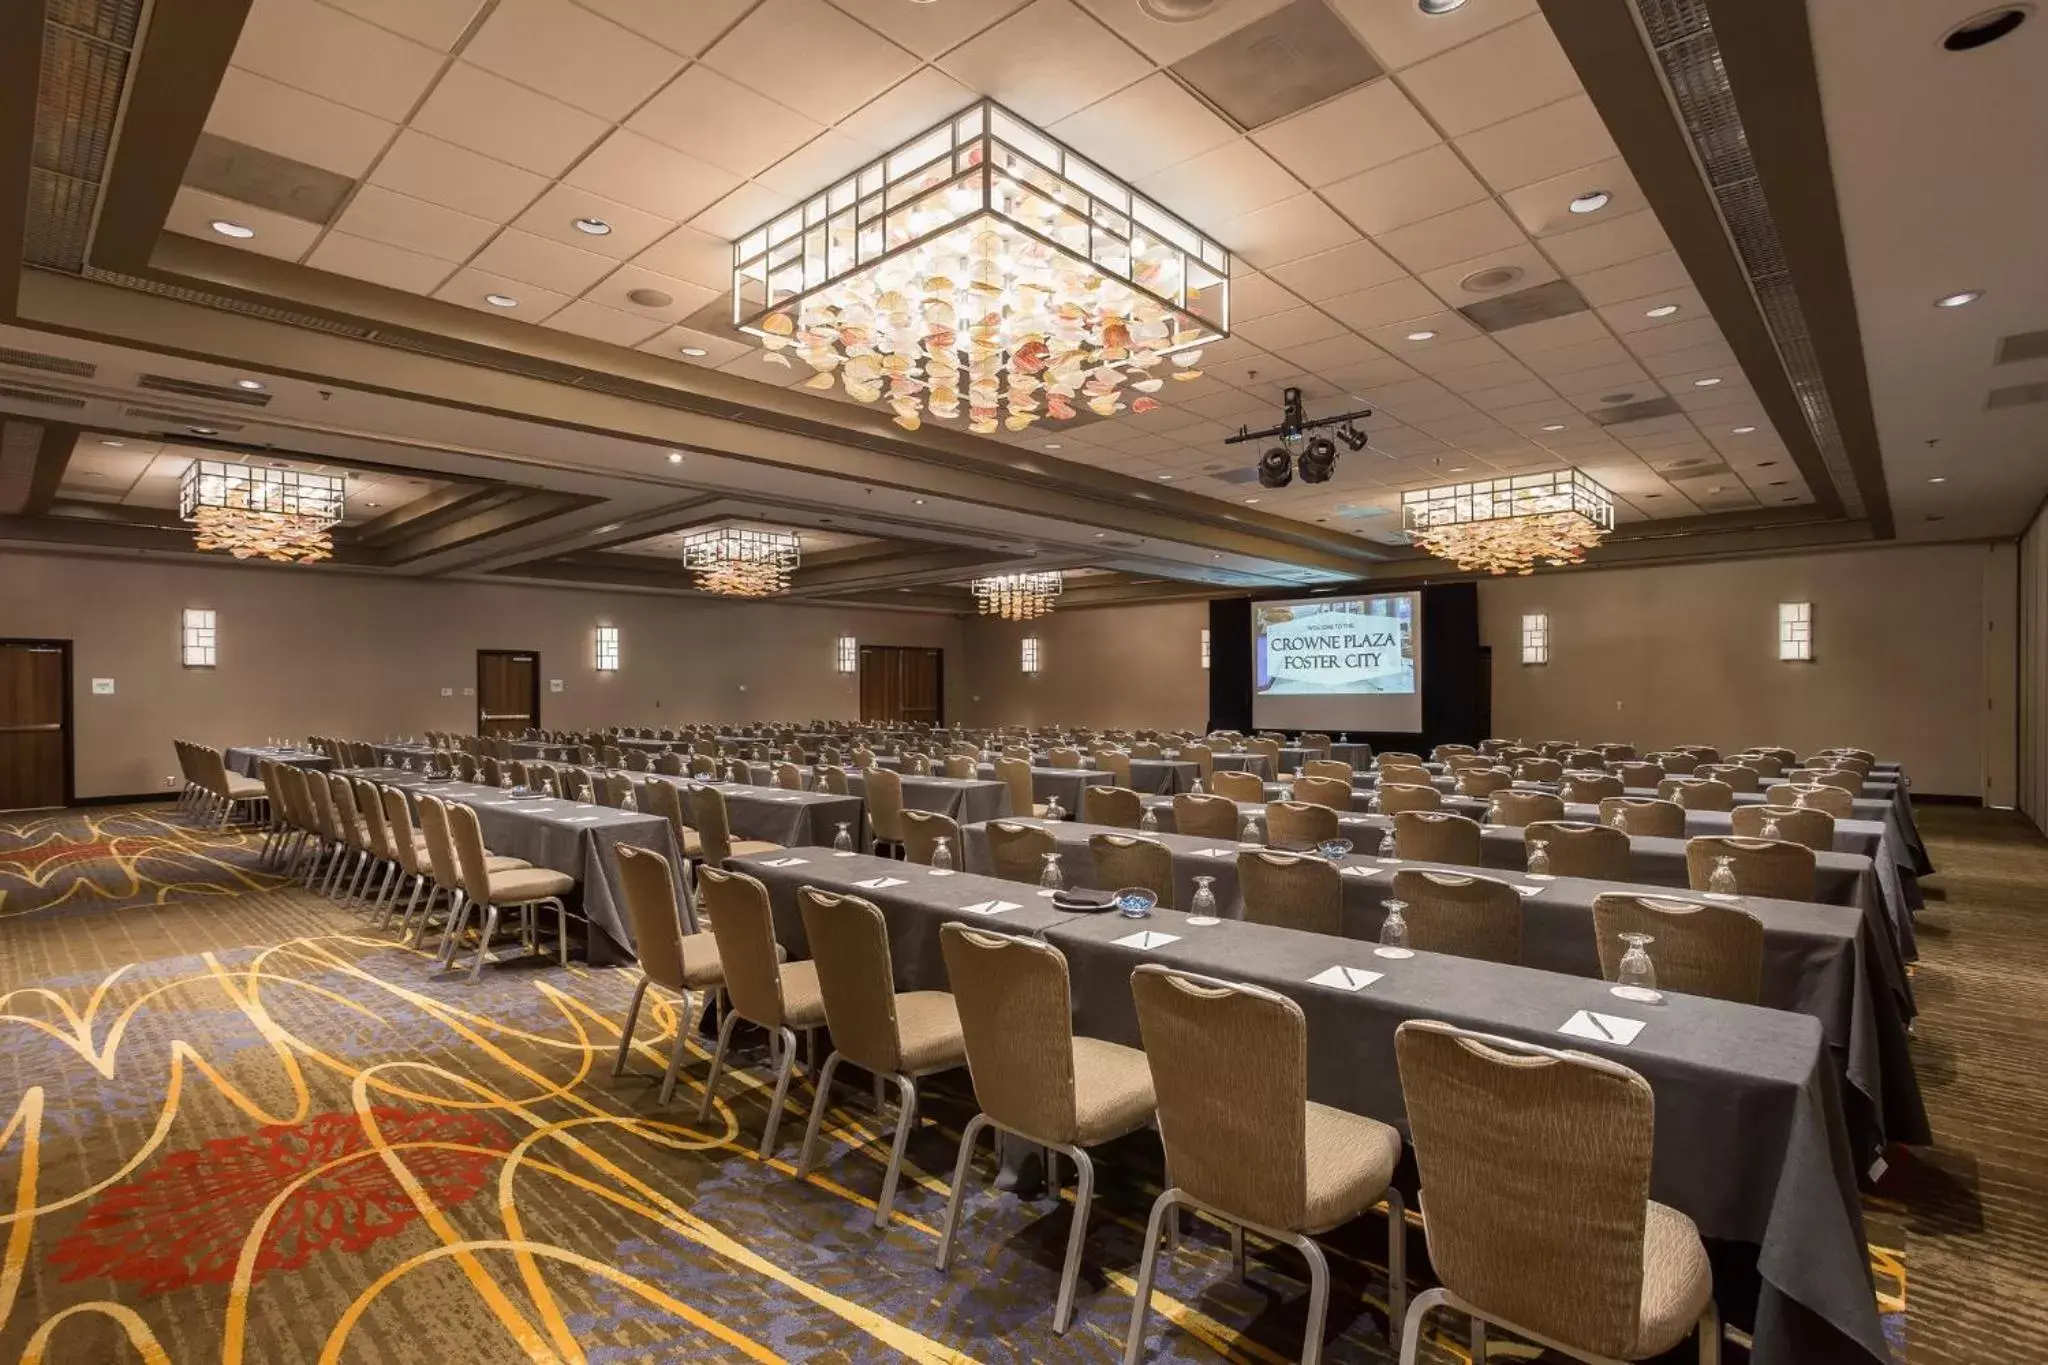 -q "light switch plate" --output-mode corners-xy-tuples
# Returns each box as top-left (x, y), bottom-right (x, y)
(91, 678), (115, 694)
(550, 679), (564, 693)
(440, 687), (453, 697)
